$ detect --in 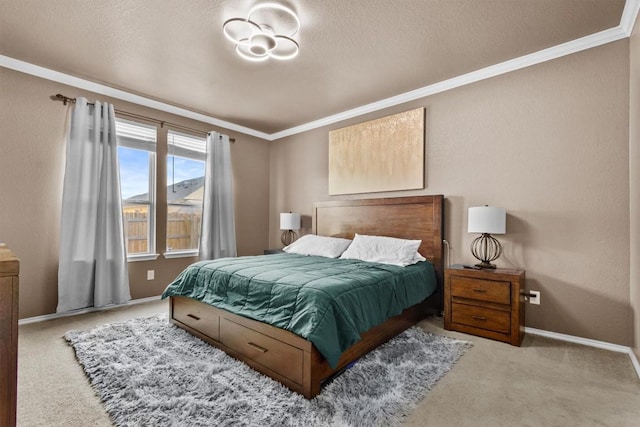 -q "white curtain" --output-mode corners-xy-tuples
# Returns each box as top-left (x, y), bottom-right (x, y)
(57, 98), (130, 312)
(199, 132), (237, 260)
